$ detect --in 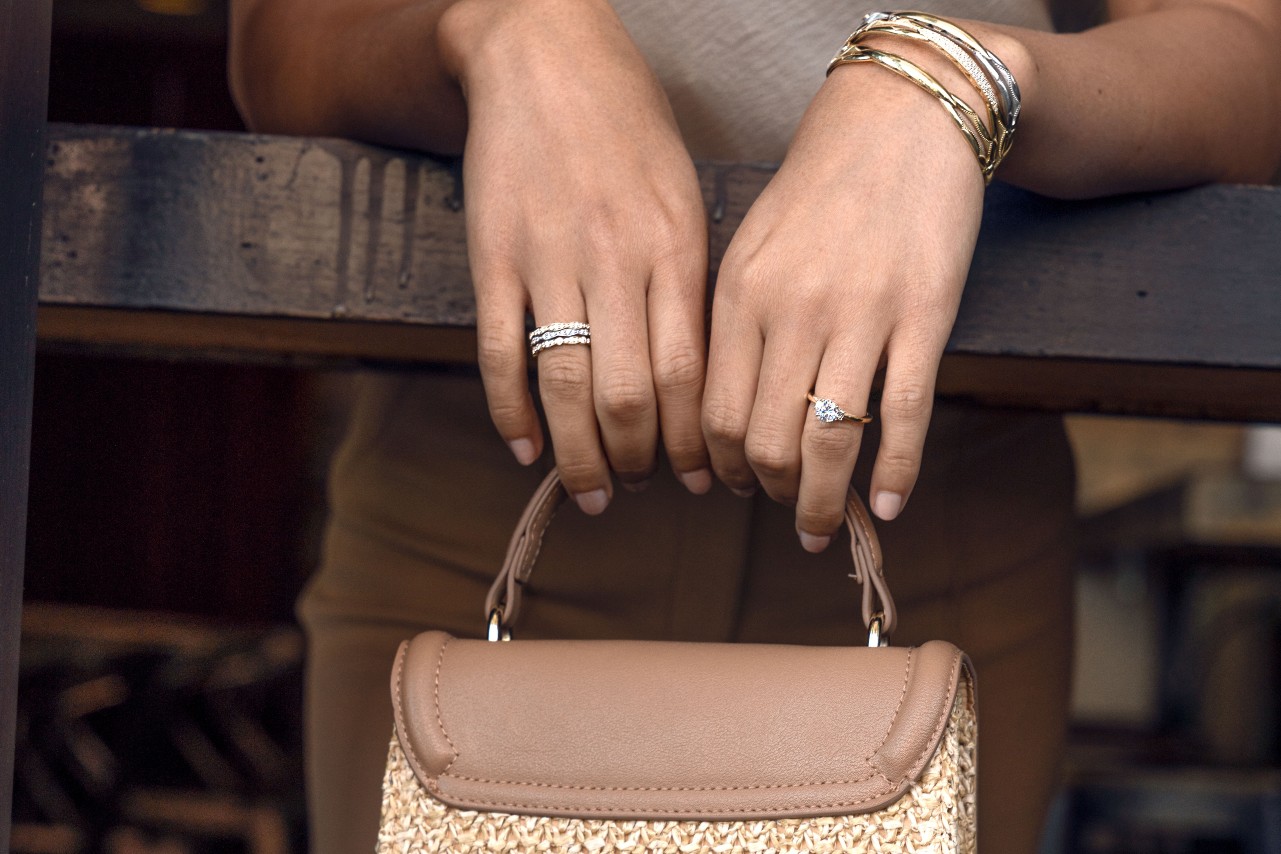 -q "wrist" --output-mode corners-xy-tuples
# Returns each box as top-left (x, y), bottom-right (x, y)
(828, 15), (1038, 182)
(438, 0), (618, 89)
(437, 0), (500, 85)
